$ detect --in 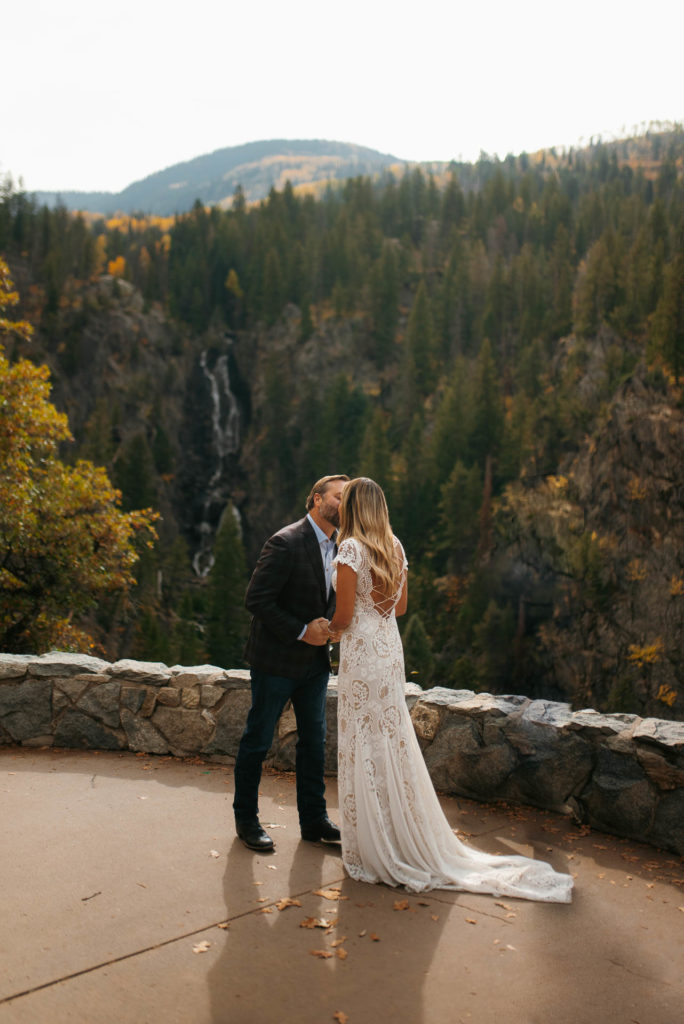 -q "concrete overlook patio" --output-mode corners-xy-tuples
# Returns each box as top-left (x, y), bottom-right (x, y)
(1, 746), (682, 1024)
